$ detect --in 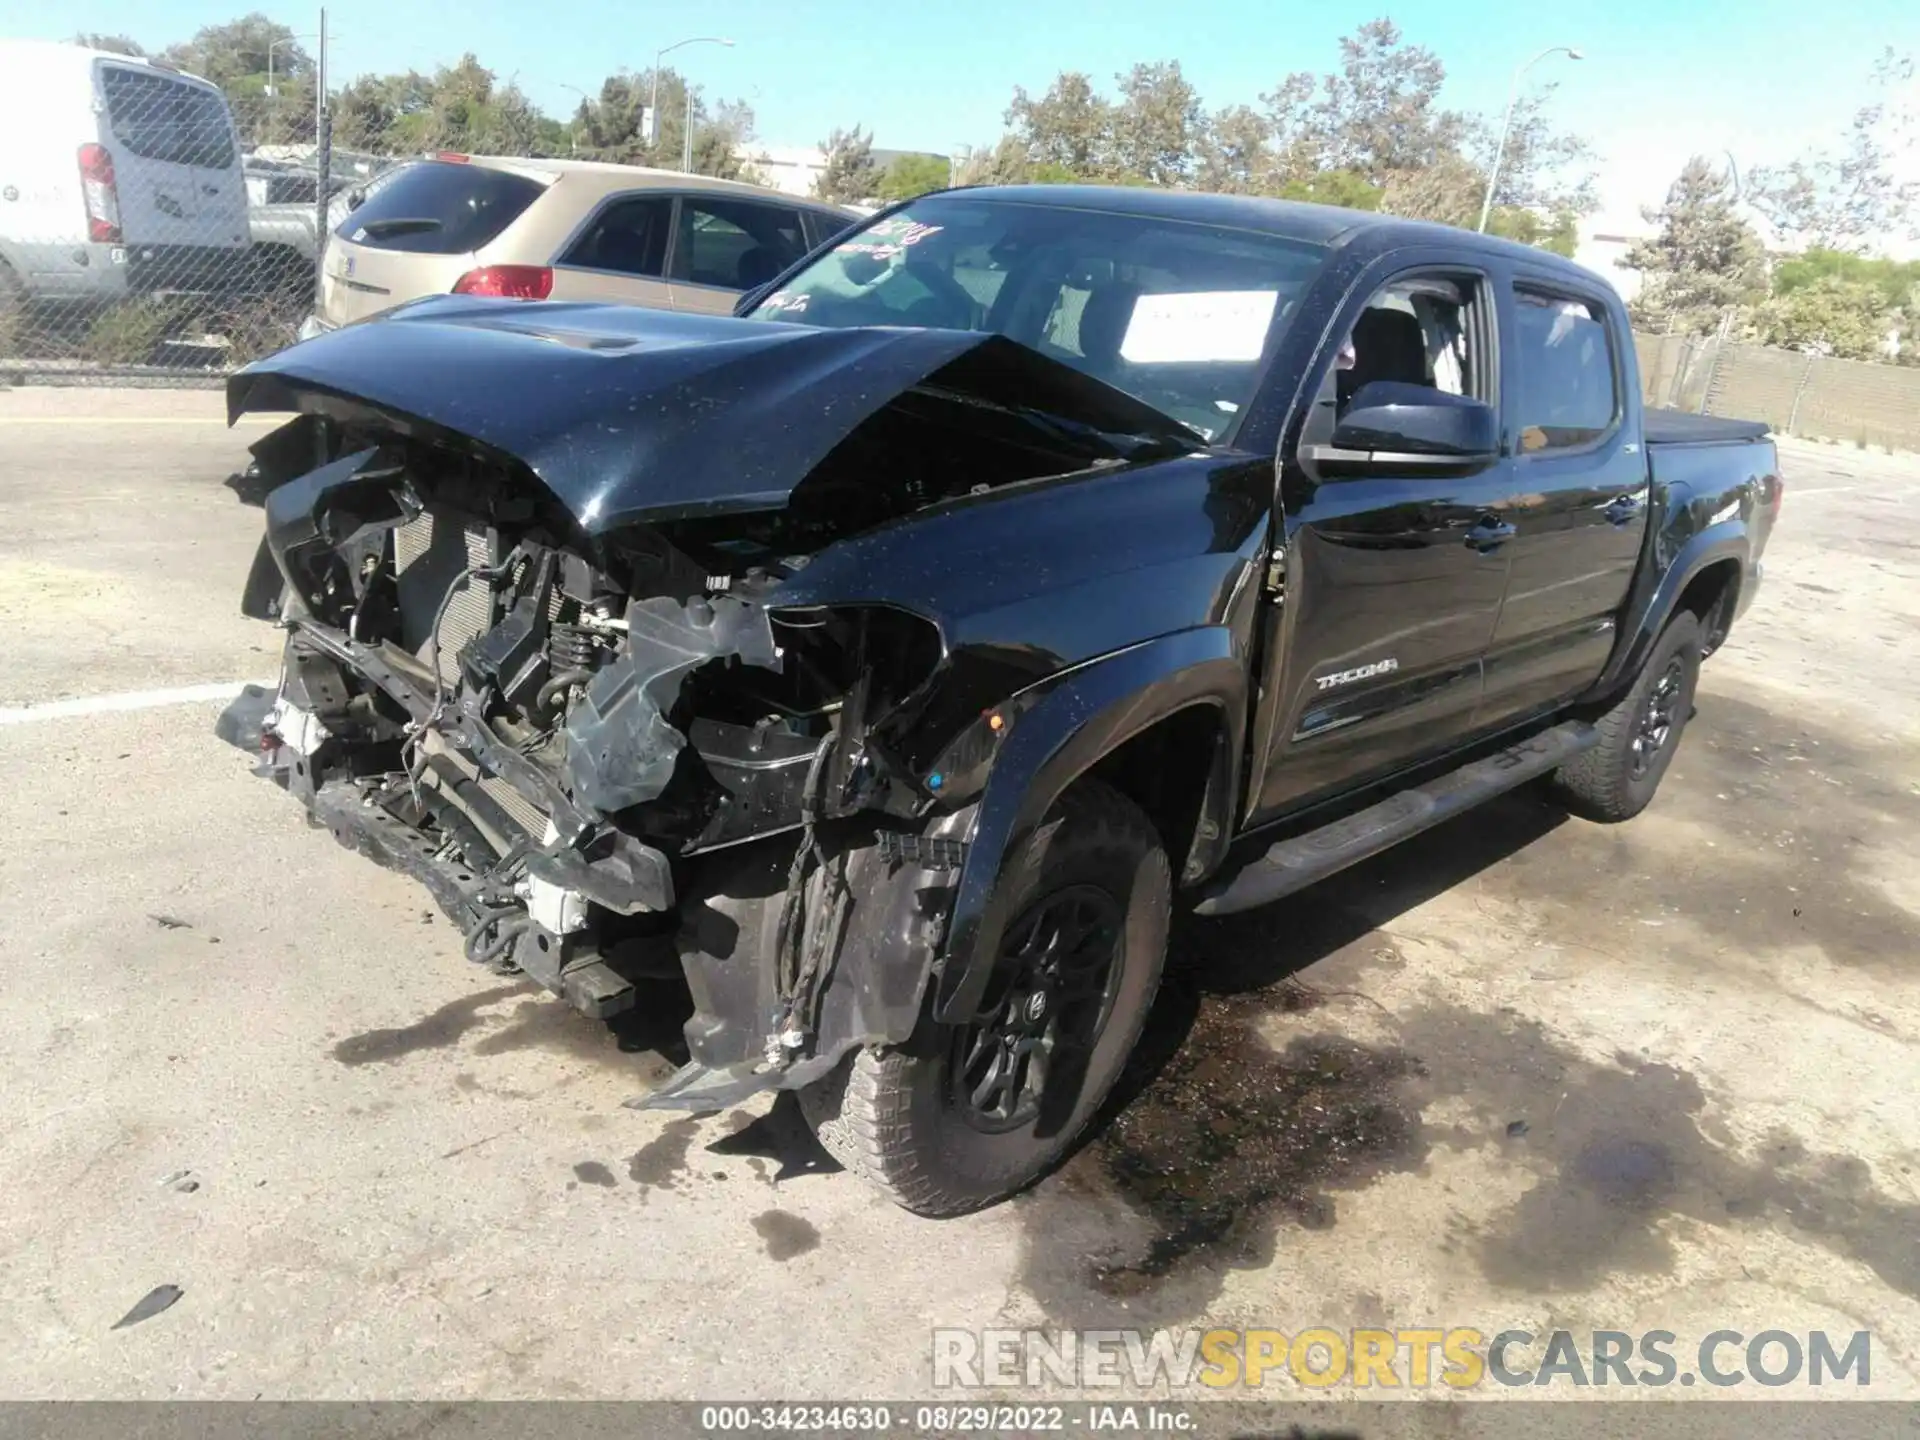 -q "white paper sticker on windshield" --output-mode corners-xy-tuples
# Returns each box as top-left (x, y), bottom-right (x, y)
(1120, 290), (1280, 364)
